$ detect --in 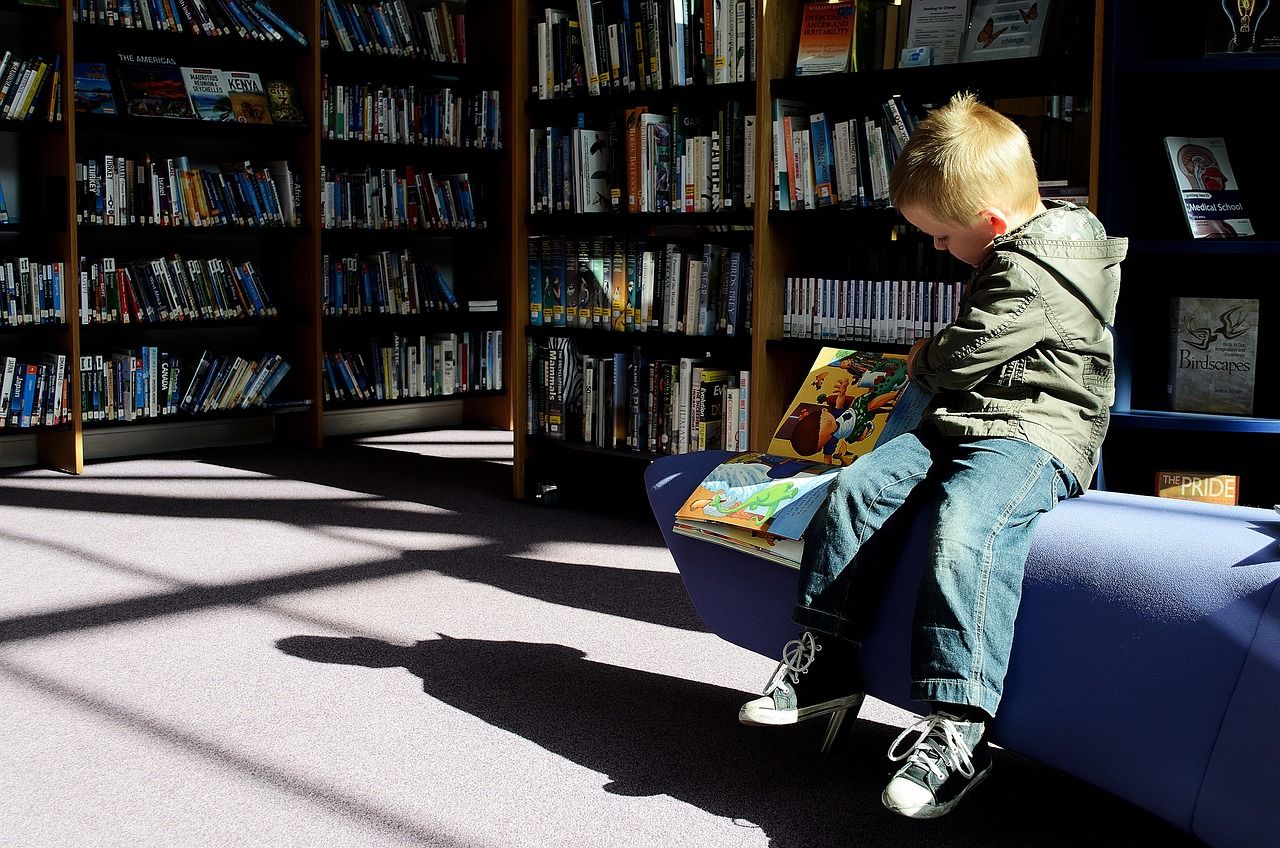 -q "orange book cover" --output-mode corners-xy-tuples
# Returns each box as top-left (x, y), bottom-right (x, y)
(795, 1), (856, 76)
